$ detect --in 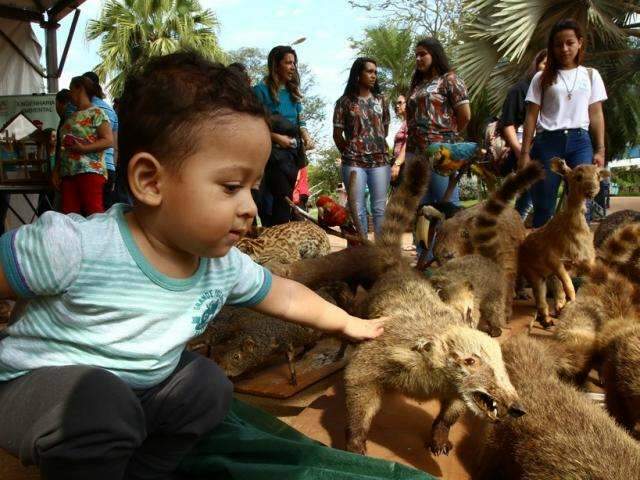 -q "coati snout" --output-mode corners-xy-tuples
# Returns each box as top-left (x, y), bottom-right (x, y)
(445, 330), (523, 422)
